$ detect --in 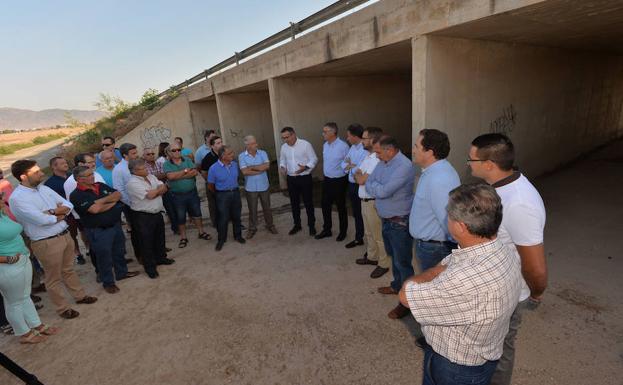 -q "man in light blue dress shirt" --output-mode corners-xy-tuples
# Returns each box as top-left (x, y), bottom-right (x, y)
(315, 122), (349, 242)
(410, 129), (461, 271)
(239, 135), (277, 239)
(341, 124), (368, 249)
(365, 135), (416, 320)
(194, 130), (216, 167)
